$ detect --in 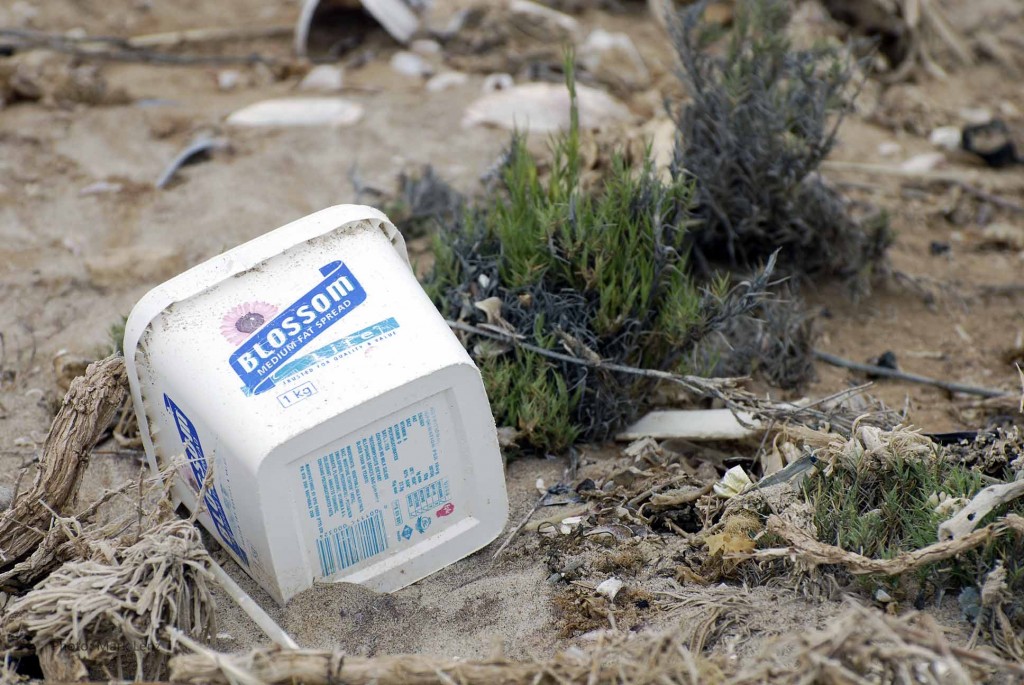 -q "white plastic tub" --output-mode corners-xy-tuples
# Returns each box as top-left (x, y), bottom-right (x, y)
(124, 205), (509, 604)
